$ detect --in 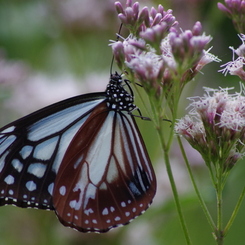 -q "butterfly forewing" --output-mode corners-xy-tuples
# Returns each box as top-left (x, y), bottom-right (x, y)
(0, 72), (156, 233)
(53, 103), (156, 232)
(0, 95), (105, 209)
